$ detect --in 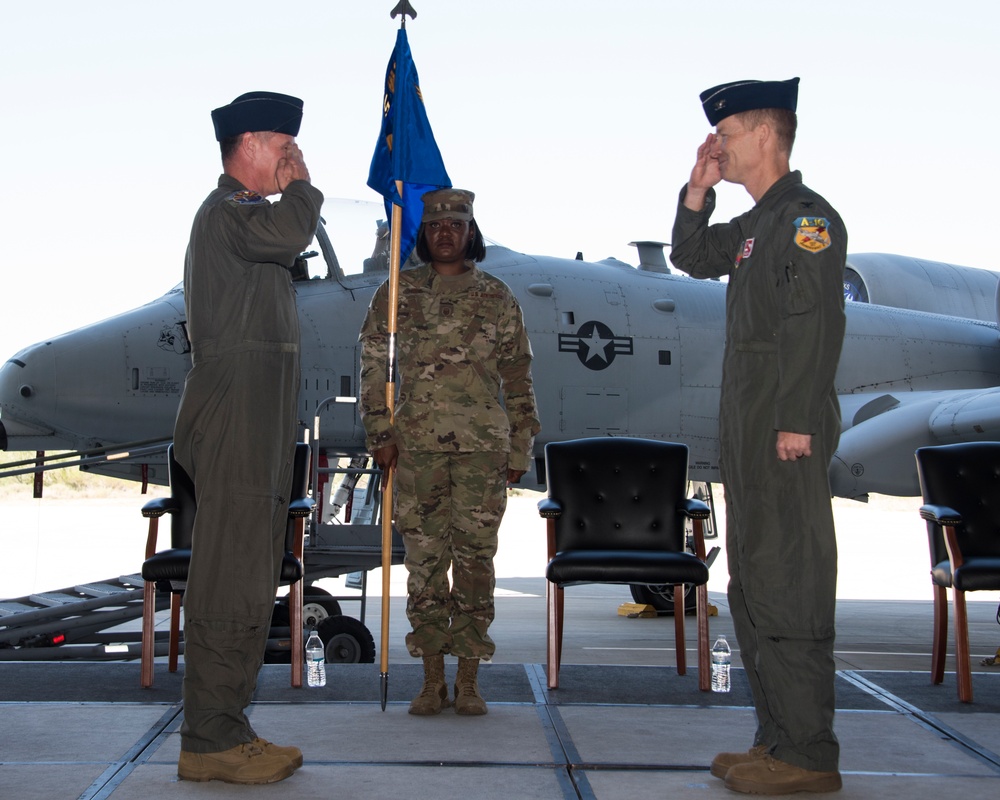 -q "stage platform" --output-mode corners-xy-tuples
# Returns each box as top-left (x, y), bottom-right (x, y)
(2, 647), (999, 798)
